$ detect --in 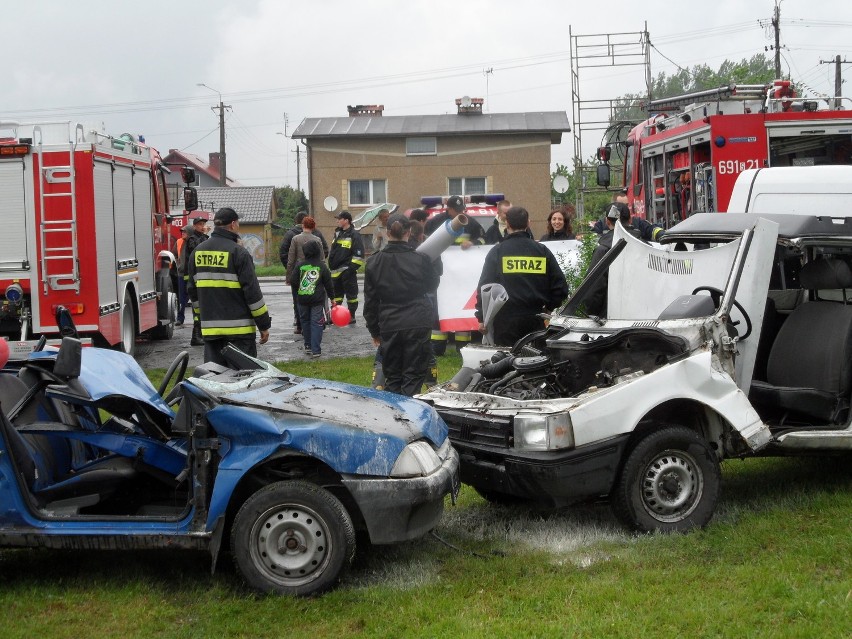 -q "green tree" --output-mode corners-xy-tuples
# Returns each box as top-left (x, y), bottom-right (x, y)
(273, 186), (309, 230)
(610, 54), (777, 128)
